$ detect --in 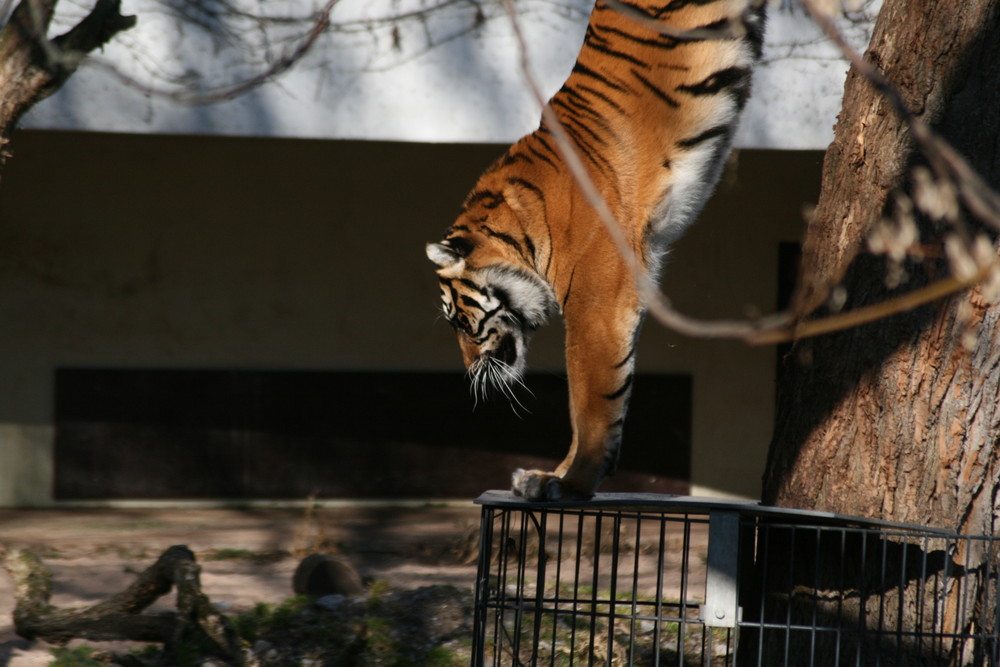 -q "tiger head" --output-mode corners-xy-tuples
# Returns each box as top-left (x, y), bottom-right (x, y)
(426, 219), (557, 400)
